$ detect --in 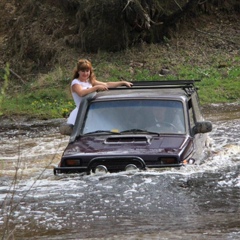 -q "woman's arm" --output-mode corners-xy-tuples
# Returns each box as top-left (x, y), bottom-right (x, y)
(72, 83), (108, 97)
(106, 81), (133, 88)
(93, 79), (133, 88)
(73, 79), (133, 97)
